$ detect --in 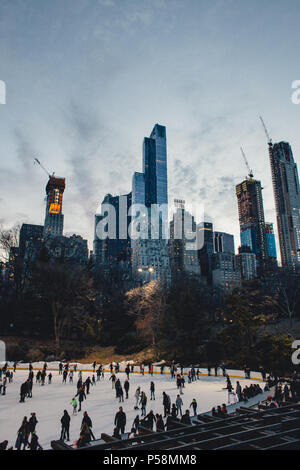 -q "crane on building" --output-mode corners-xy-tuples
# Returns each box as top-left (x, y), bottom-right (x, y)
(259, 116), (272, 144)
(33, 158), (55, 178)
(240, 146), (254, 179)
